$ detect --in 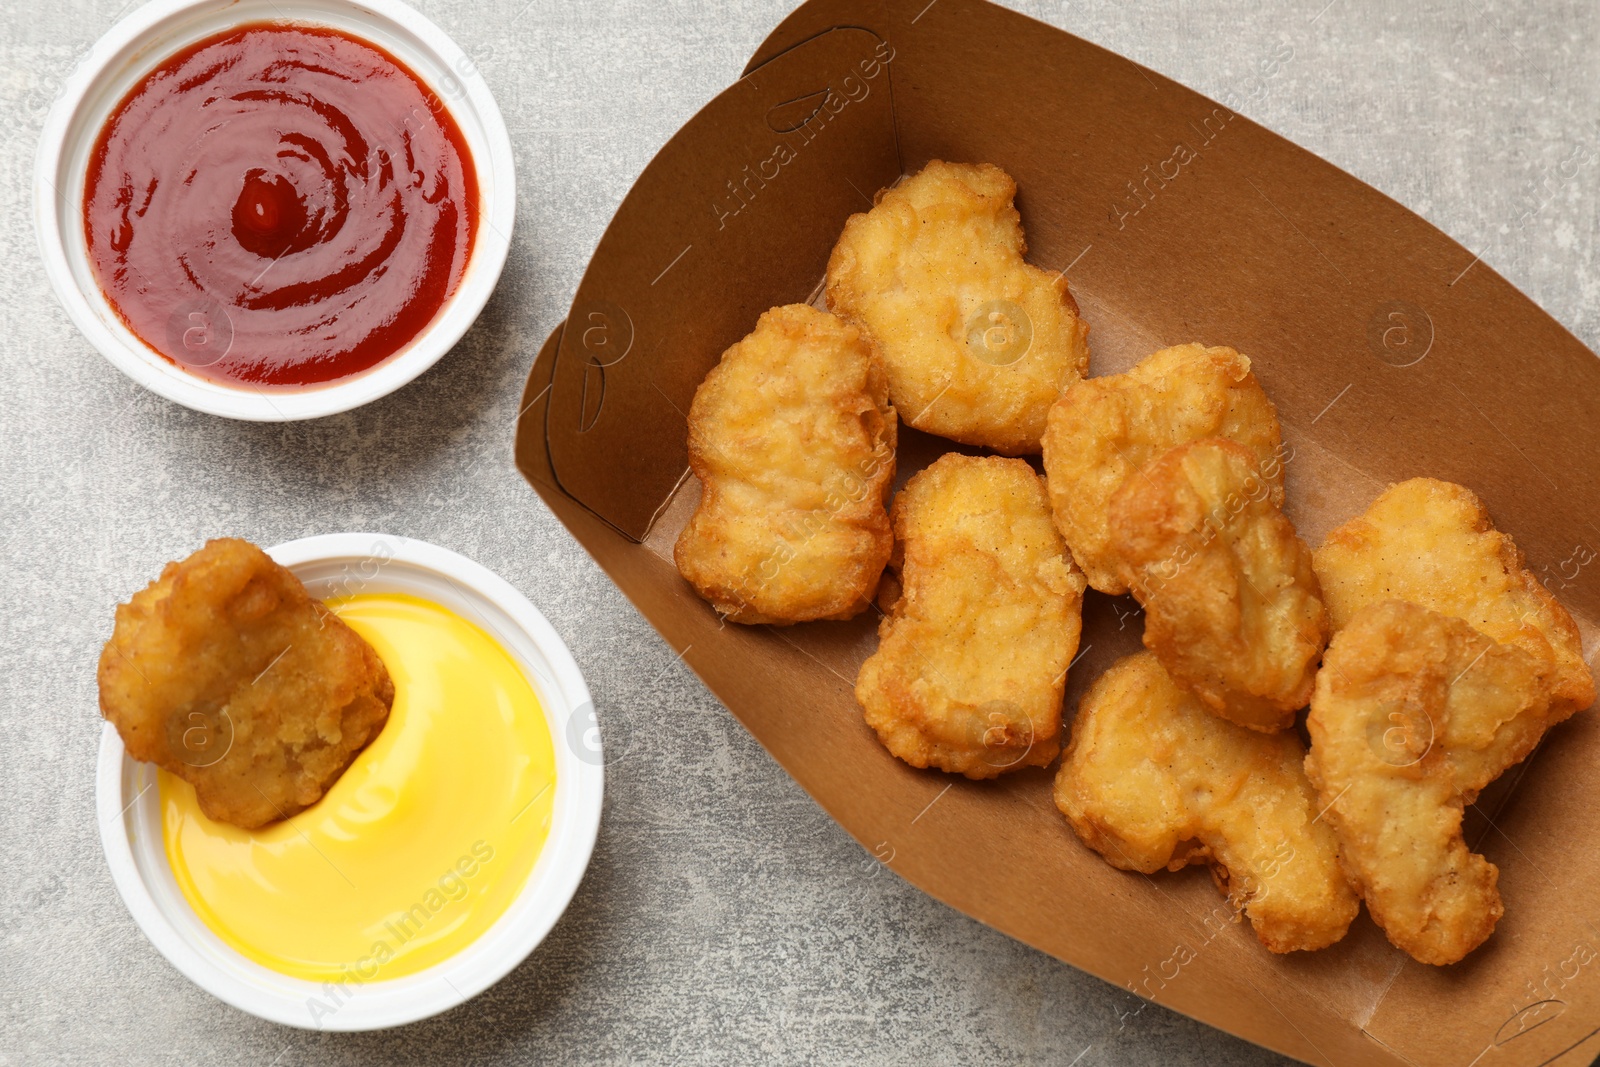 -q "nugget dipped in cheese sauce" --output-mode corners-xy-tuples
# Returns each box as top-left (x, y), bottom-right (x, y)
(99, 538), (394, 829)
